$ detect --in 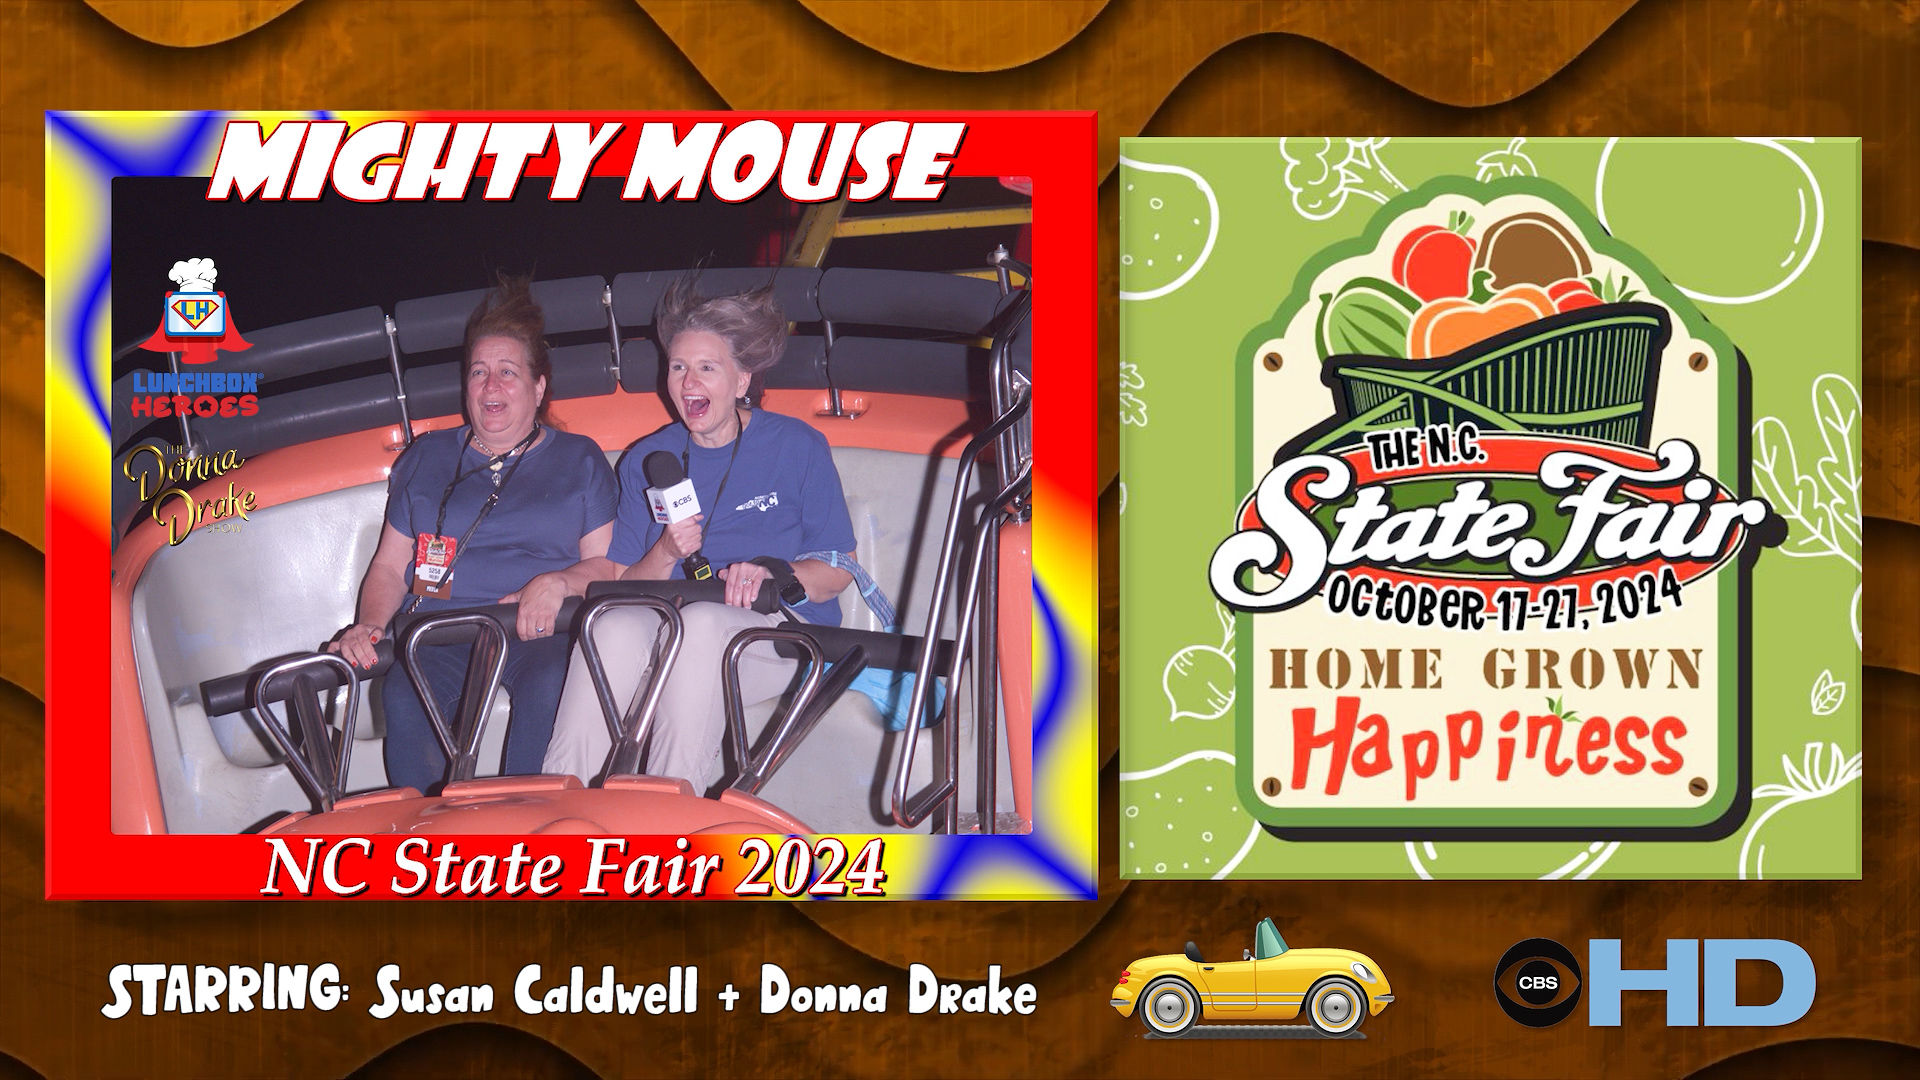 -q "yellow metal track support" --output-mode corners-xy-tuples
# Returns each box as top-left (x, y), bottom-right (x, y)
(954, 268), (1027, 287)
(784, 197), (849, 267)
(832, 206), (1032, 239)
